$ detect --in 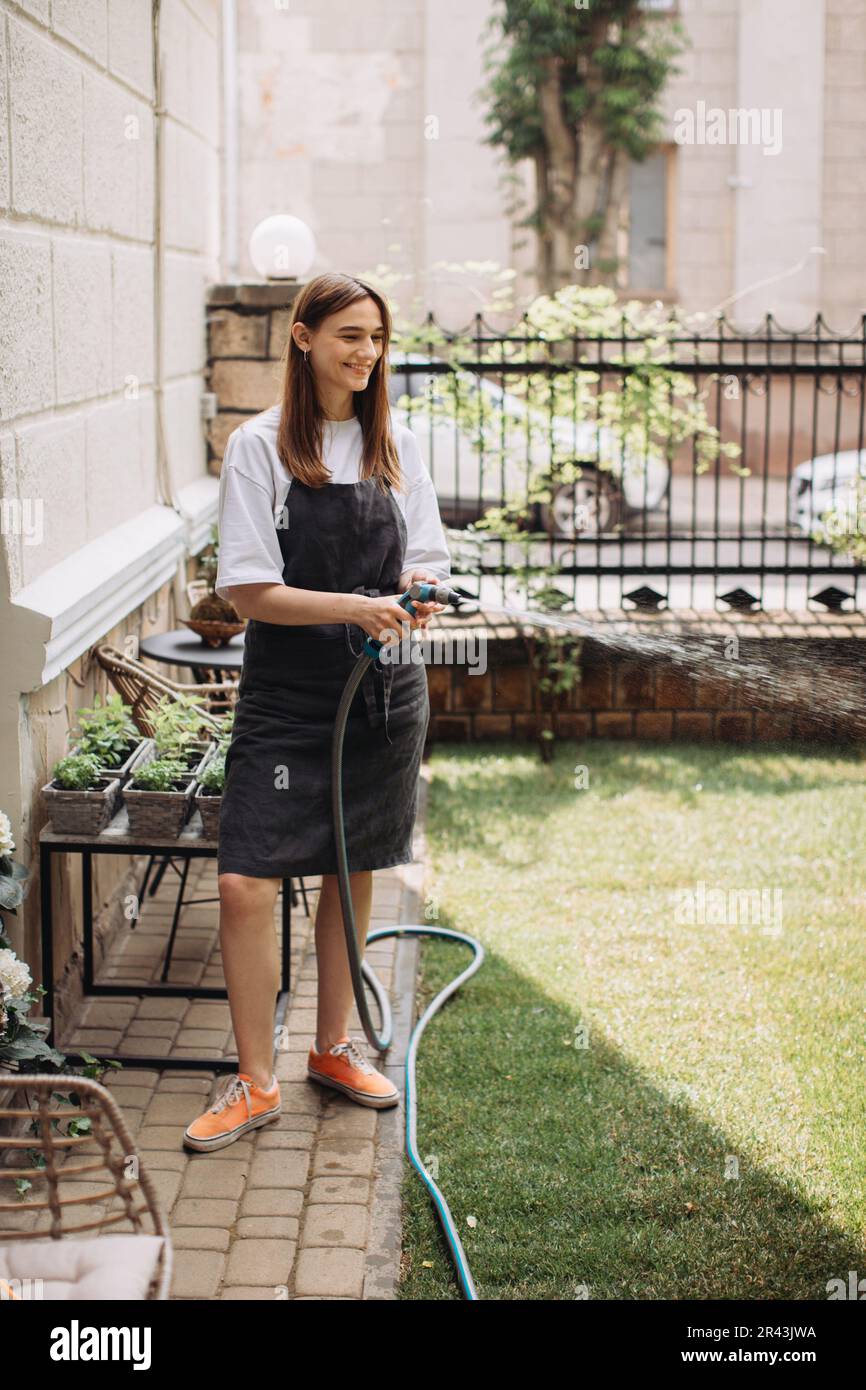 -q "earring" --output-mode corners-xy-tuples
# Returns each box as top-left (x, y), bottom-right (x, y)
(303, 348), (309, 364)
